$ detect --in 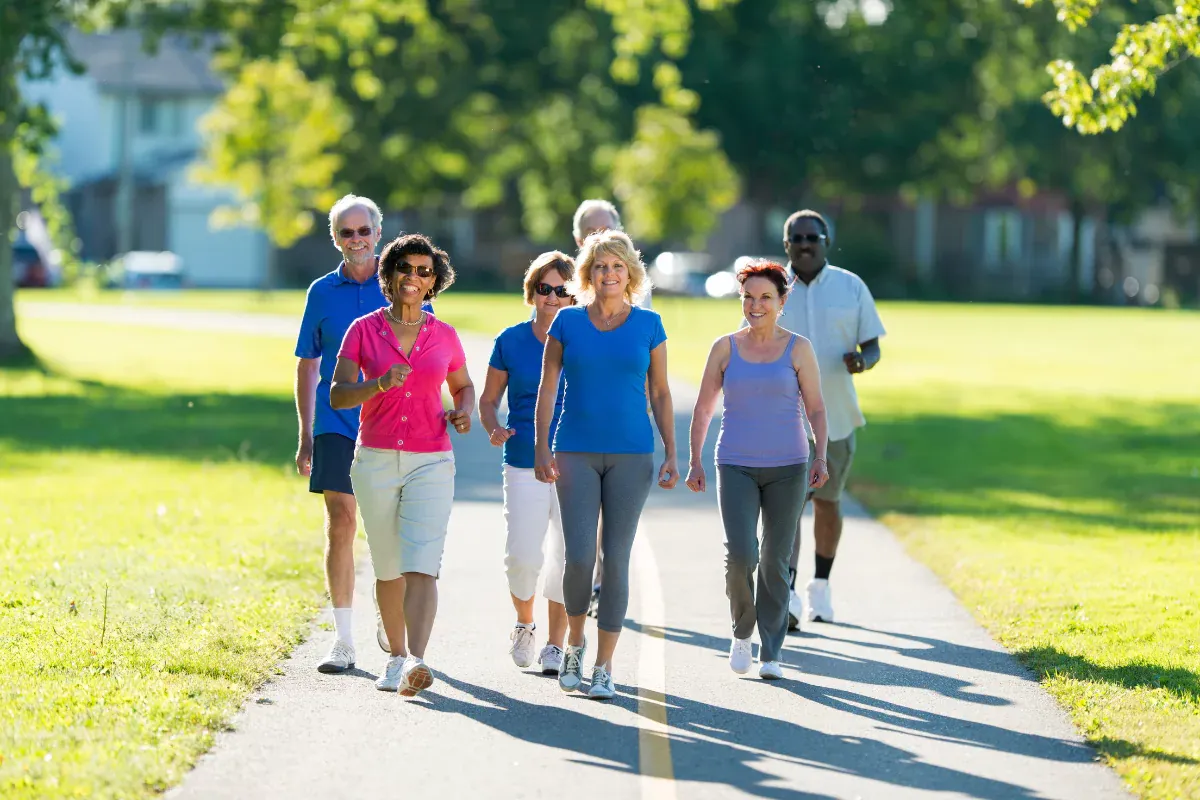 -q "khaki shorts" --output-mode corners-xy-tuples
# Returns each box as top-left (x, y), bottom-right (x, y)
(810, 432), (856, 503)
(350, 447), (455, 581)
